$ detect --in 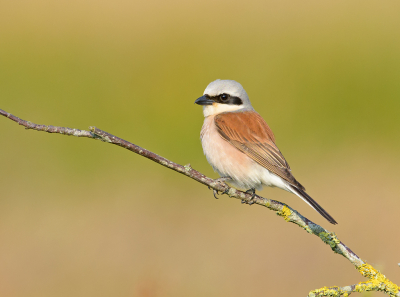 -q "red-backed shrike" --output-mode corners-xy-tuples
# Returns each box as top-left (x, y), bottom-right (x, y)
(195, 79), (337, 225)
